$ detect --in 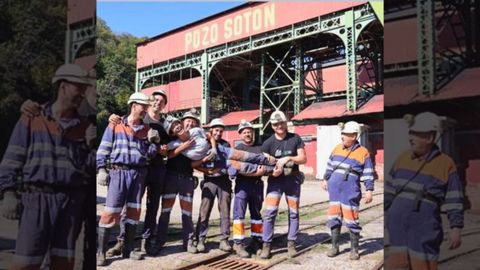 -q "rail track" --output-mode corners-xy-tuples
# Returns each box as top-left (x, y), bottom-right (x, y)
(174, 201), (384, 270)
